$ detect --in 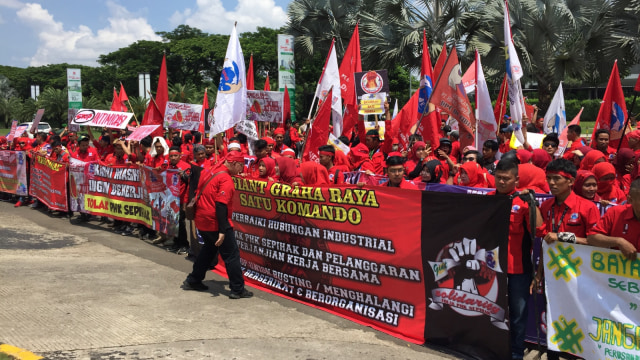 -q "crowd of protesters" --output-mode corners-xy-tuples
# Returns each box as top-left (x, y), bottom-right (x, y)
(2, 102), (640, 359)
